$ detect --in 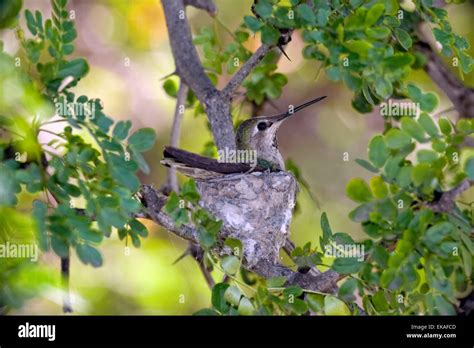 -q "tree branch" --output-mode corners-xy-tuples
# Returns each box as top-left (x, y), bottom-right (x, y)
(161, 0), (216, 102)
(415, 39), (474, 118)
(61, 252), (72, 313)
(427, 179), (473, 213)
(165, 82), (188, 193)
(183, 0), (217, 15)
(161, 0), (236, 150)
(139, 185), (340, 293)
(222, 44), (272, 100)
